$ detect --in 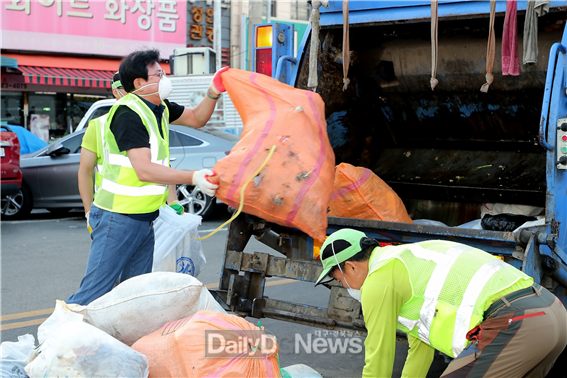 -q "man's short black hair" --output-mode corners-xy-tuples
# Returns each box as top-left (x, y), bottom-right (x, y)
(119, 48), (161, 92)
